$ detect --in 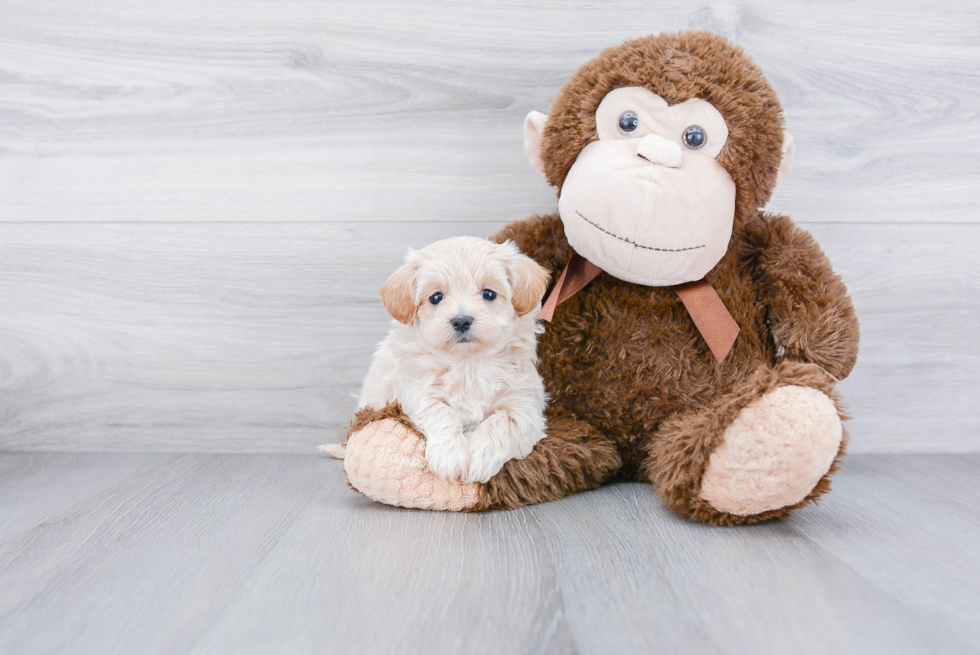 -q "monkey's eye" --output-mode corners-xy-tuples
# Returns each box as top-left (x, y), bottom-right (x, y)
(618, 111), (640, 135)
(481, 289), (497, 301)
(429, 293), (444, 305)
(682, 125), (707, 150)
